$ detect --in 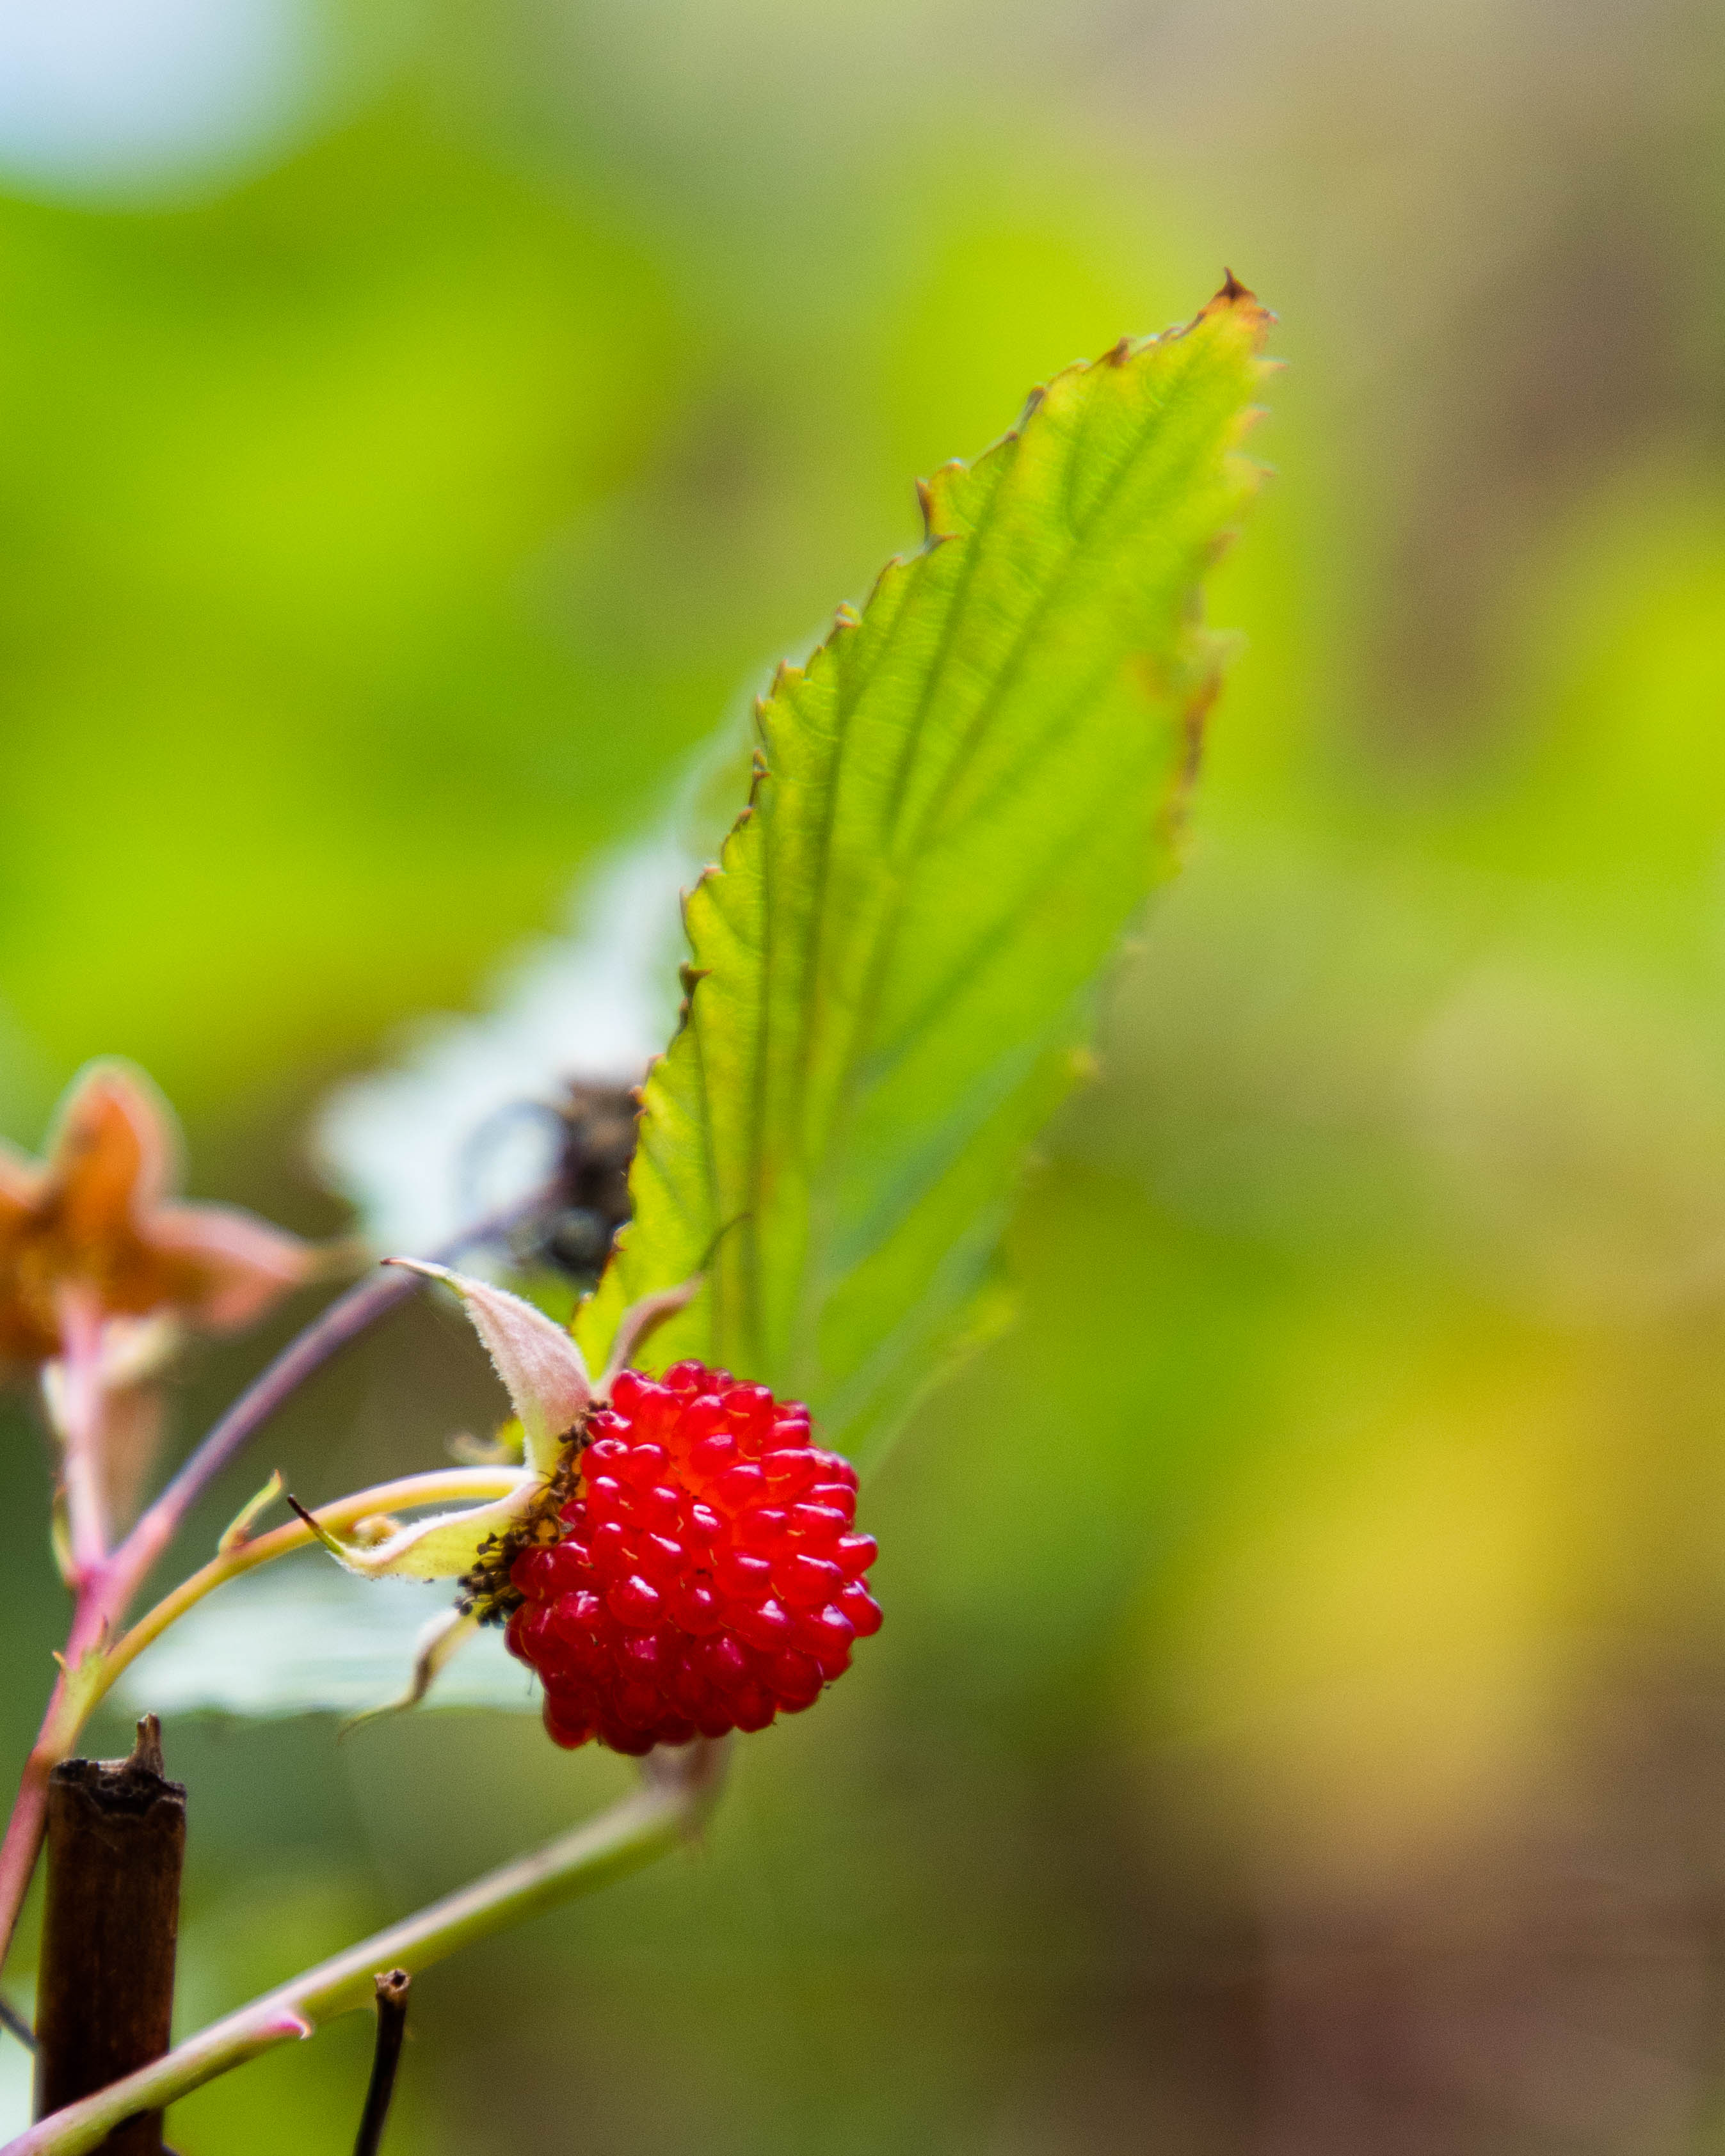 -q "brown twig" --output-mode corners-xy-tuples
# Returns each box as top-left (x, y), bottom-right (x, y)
(33, 1719), (184, 2156)
(351, 1972), (410, 2156)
